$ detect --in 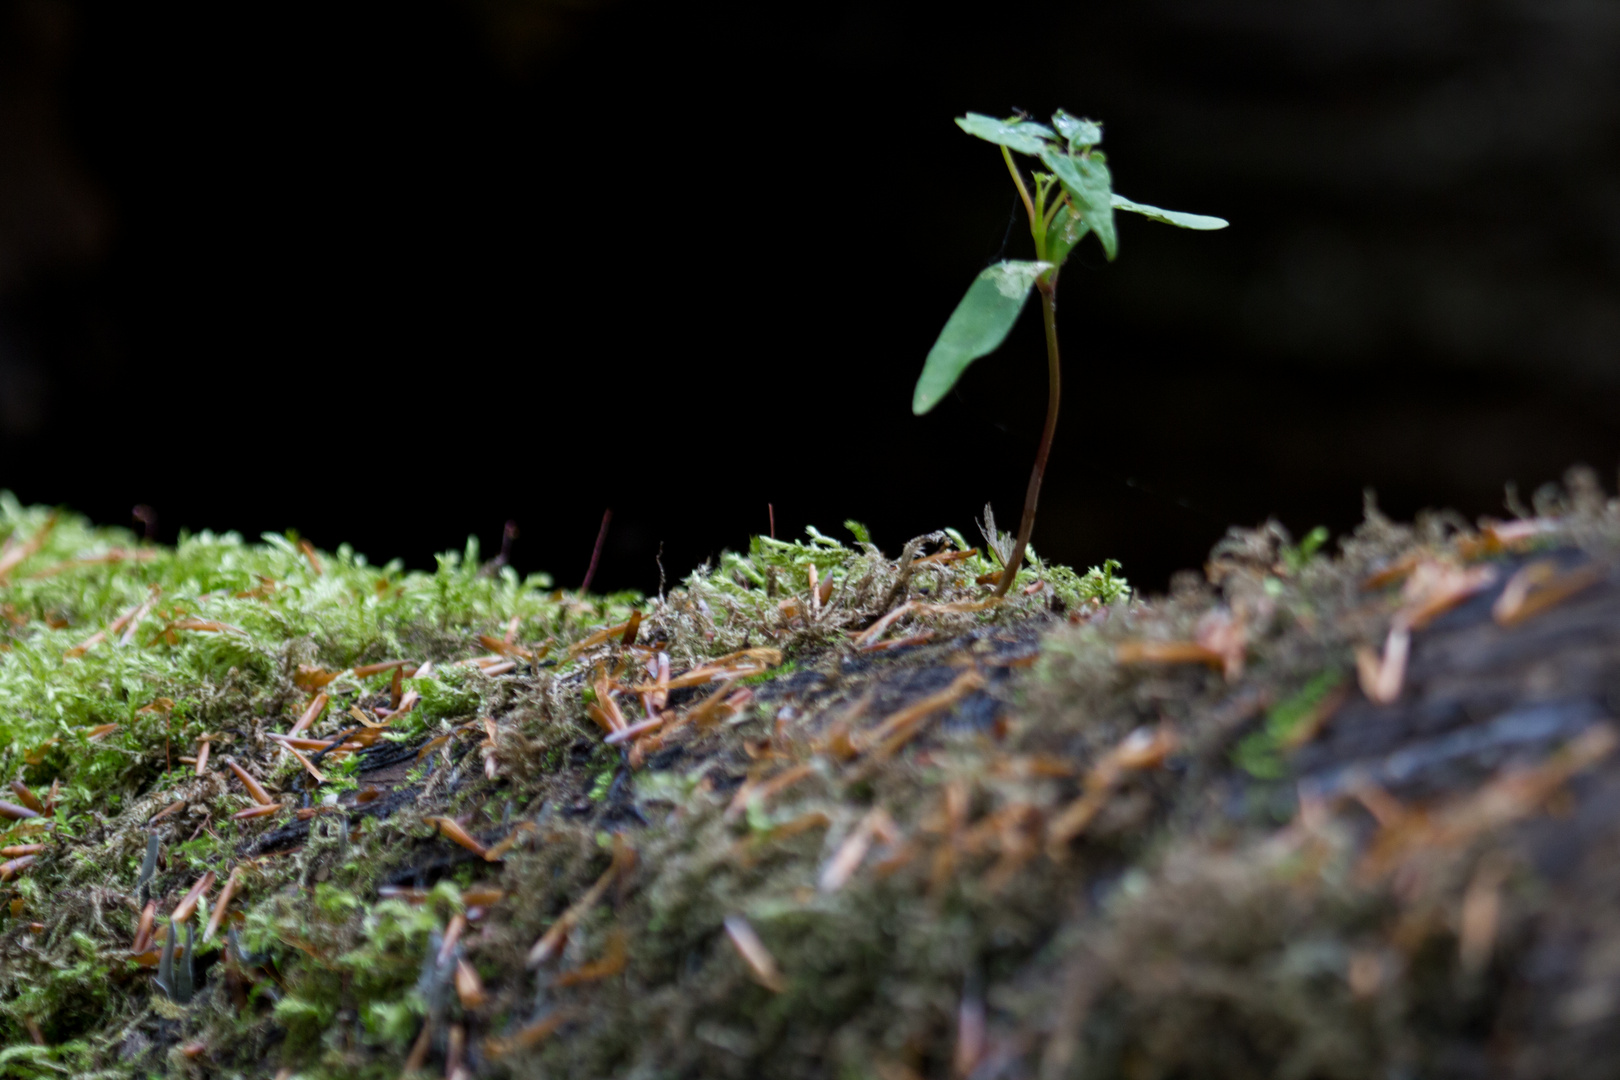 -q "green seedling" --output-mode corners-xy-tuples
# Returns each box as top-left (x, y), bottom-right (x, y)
(915, 111), (1228, 595)
(1280, 525), (1331, 575)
